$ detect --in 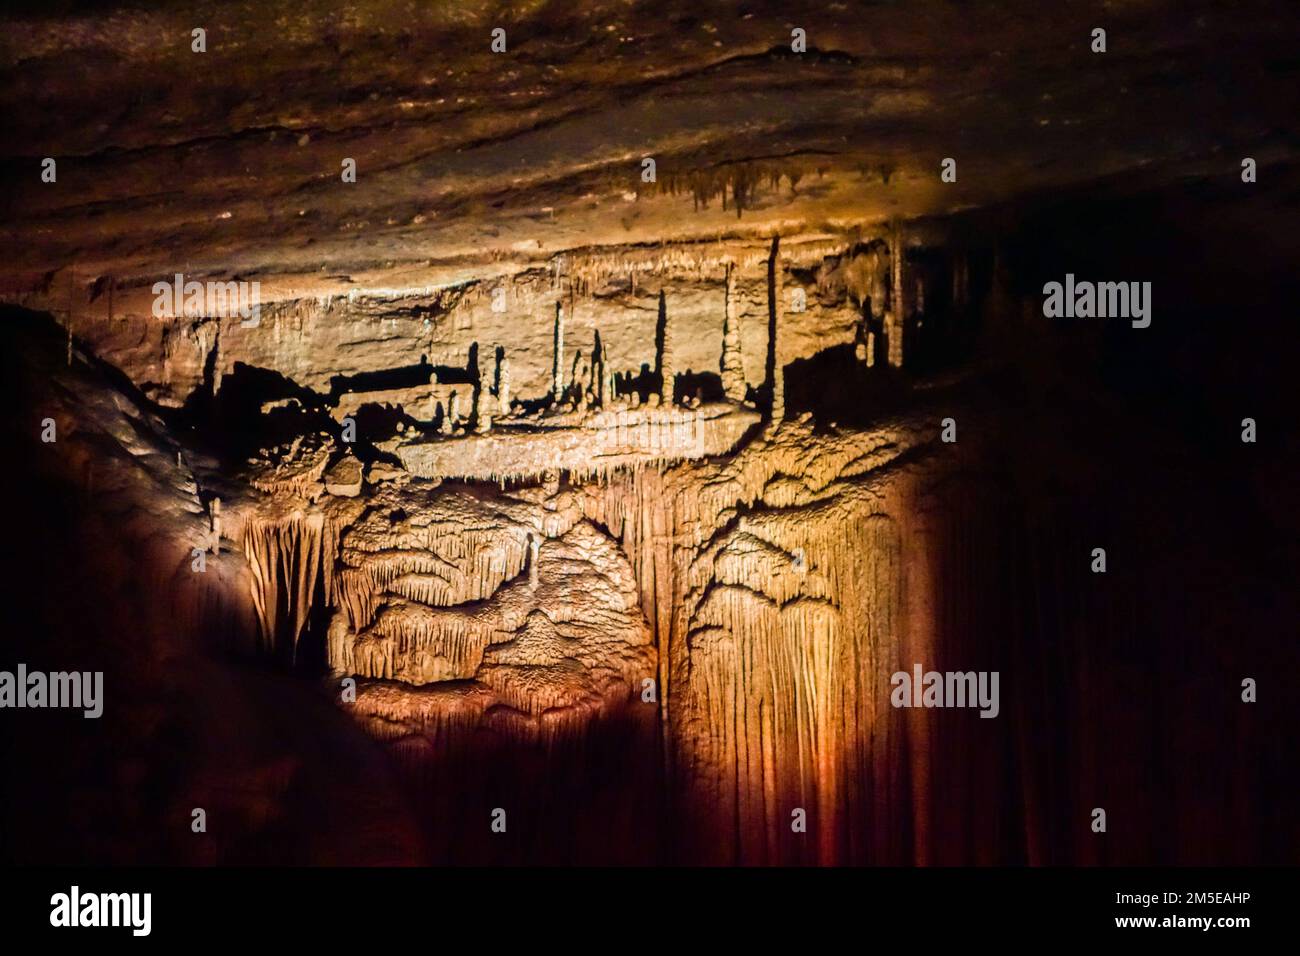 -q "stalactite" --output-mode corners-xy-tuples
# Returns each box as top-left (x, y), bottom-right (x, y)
(569, 419), (932, 864)
(547, 236), (856, 299)
(241, 511), (339, 657)
(653, 159), (813, 216)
